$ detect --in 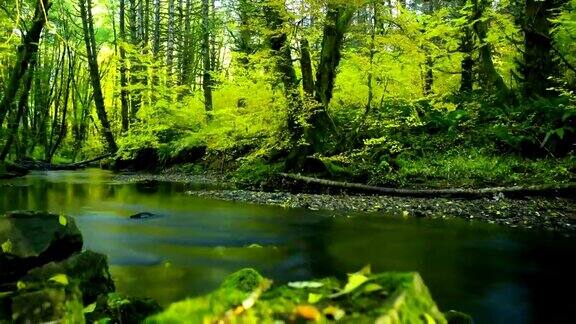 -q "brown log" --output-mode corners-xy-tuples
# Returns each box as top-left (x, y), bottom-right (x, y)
(279, 173), (576, 199)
